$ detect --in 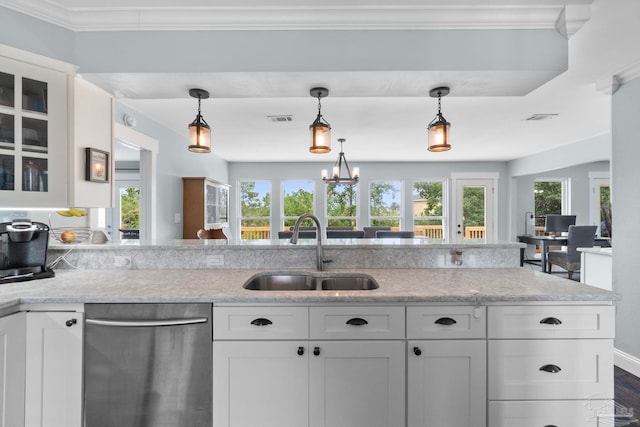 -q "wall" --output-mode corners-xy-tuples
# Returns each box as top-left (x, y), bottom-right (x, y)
(611, 77), (640, 364)
(229, 161), (509, 241)
(115, 104), (229, 240)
